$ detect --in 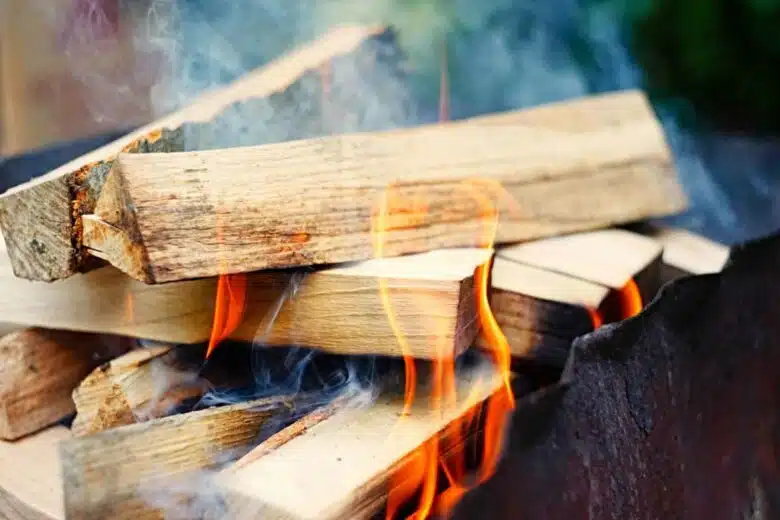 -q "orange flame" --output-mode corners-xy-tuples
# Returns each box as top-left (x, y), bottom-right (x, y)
(618, 279), (643, 318)
(587, 307), (603, 330)
(383, 41), (515, 518)
(205, 273), (248, 359)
